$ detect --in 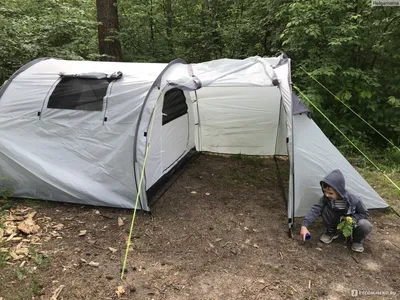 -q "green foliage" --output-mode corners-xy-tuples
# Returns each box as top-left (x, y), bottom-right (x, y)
(29, 247), (51, 269)
(280, 0), (400, 147)
(0, 252), (9, 268)
(16, 267), (26, 280)
(337, 216), (353, 238)
(0, 177), (15, 200)
(0, 0), (99, 83)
